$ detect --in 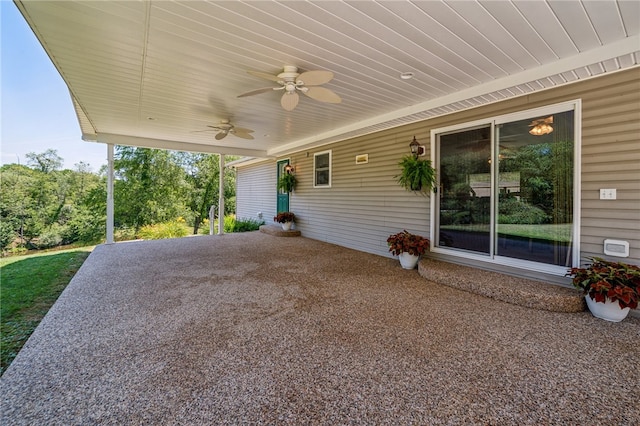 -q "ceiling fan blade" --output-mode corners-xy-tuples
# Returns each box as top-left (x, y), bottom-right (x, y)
(233, 131), (255, 140)
(297, 70), (333, 86)
(303, 86), (341, 104)
(232, 126), (254, 134)
(215, 131), (228, 140)
(237, 87), (280, 98)
(281, 91), (299, 111)
(247, 70), (281, 82)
